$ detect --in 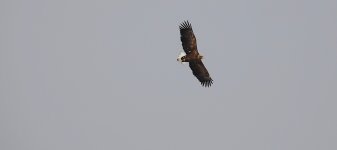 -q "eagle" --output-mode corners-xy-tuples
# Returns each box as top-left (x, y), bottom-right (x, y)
(177, 21), (213, 87)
